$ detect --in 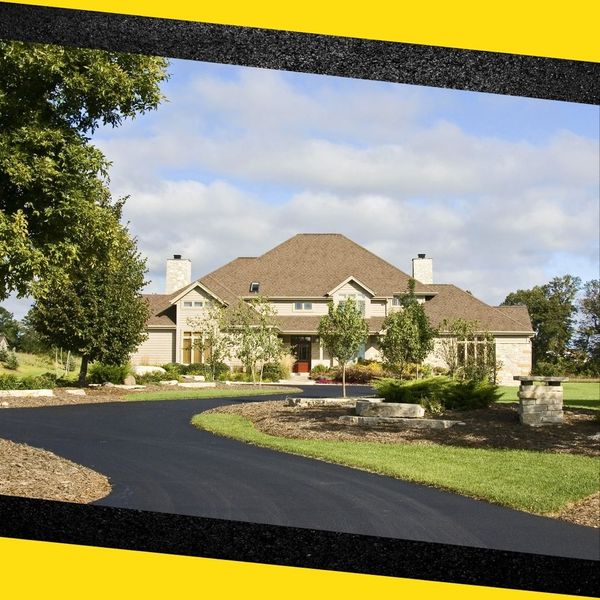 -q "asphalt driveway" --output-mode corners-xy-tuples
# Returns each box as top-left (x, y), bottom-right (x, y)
(0, 384), (598, 560)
